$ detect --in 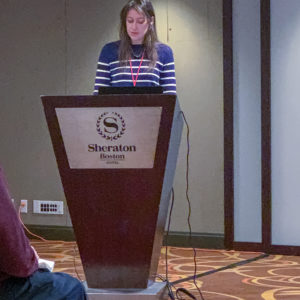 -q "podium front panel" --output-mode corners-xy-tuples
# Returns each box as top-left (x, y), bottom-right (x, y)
(55, 107), (162, 169)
